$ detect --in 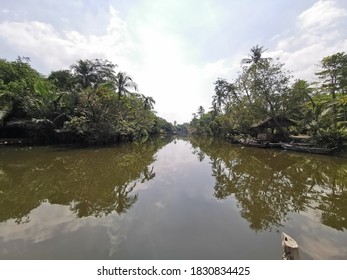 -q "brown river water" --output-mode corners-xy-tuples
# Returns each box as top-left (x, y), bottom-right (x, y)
(1, 137), (346, 259)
